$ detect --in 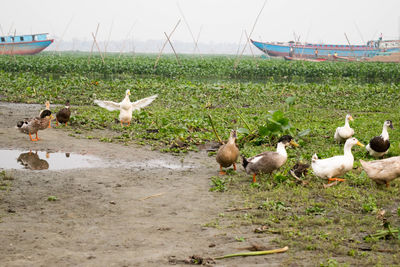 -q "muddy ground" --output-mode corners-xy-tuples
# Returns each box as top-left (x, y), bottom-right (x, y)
(0, 102), (288, 267)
